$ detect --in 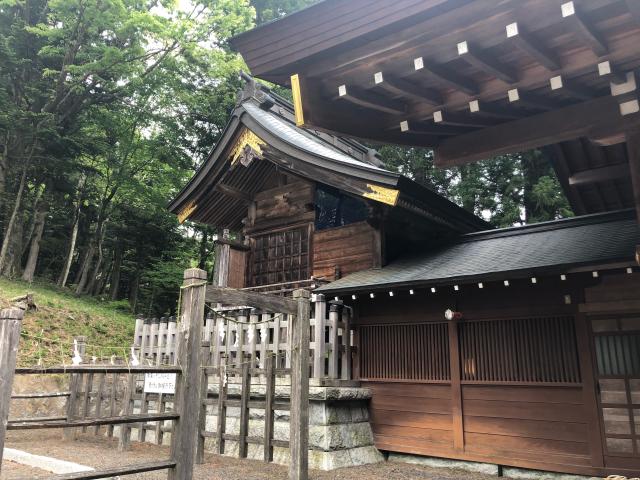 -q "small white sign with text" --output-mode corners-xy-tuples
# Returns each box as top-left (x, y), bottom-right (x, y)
(143, 373), (176, 394)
